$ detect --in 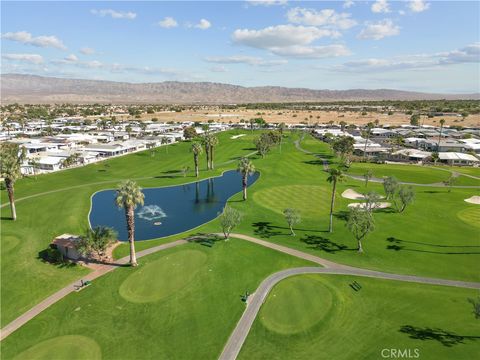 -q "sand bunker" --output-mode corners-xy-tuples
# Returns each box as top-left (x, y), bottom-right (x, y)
(348, 202), (391, 210)
(464, 196), (480, 205)
(342, 189), (384, 200)
(230, 134), (246, 139)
